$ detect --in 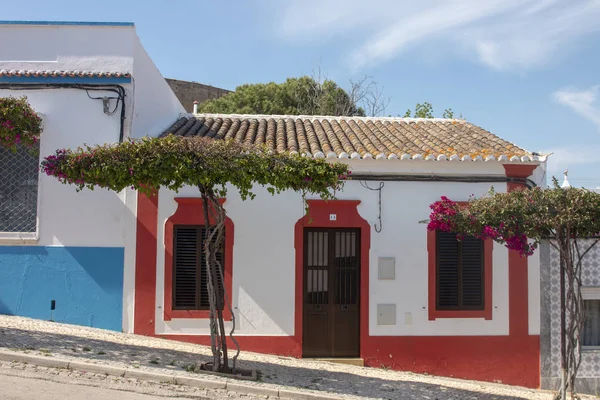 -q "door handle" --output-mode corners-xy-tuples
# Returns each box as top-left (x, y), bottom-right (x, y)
(341, 305), (348, 311)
